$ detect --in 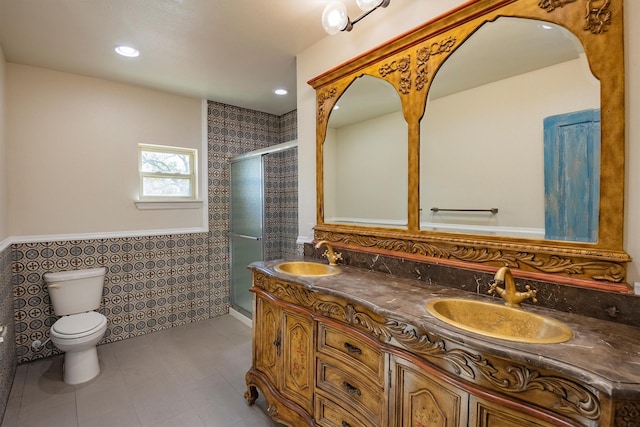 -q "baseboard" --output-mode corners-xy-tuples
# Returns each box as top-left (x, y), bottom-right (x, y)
(229, 307), (252, 328)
